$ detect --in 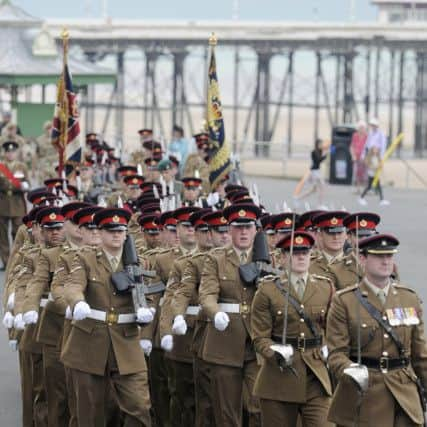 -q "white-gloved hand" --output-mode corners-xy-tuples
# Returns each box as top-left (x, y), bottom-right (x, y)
(206, 192), (220, 207)
(23, 310), (38, 325)
(73, 301), (91, 321)
(137, 307), (155, 324)
(161, 334), (173, 352)
(343, 363), (369, 392)
(214, 312), (230, 331)
(7, 292), (15, 310)
(65, 306), (72, 320)
(139, 339), (153, 356)
(172, 315), (187, 335)
(2, 312), (14, 329)
(8, 339), (18, 351)
(14, 313), (25, 330)
(21, 181), (30, 191)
